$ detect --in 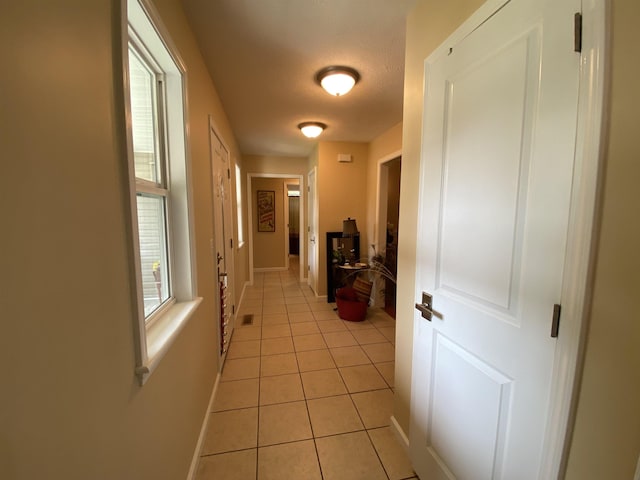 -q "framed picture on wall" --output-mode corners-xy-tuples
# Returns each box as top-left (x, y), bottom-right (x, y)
(257, 190), (275, 232)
